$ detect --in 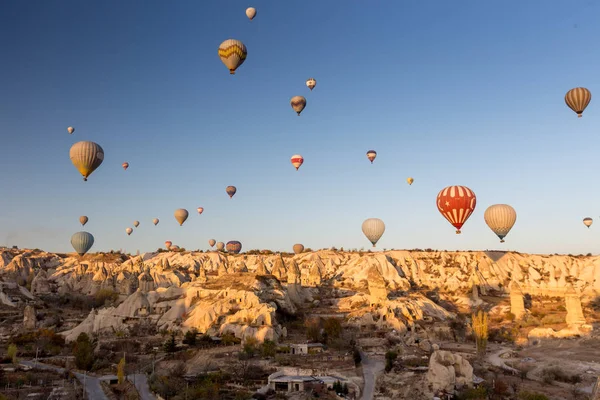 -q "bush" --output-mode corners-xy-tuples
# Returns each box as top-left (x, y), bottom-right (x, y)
(73, 333), (95, 371)
(541, 367), (581, 384)
(518, 391), (549, 400)
(94, 289), (119, 308)
(183, 329), (198, 346)
(385, 351), (397, 372)
(456, 386), (487, 400)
